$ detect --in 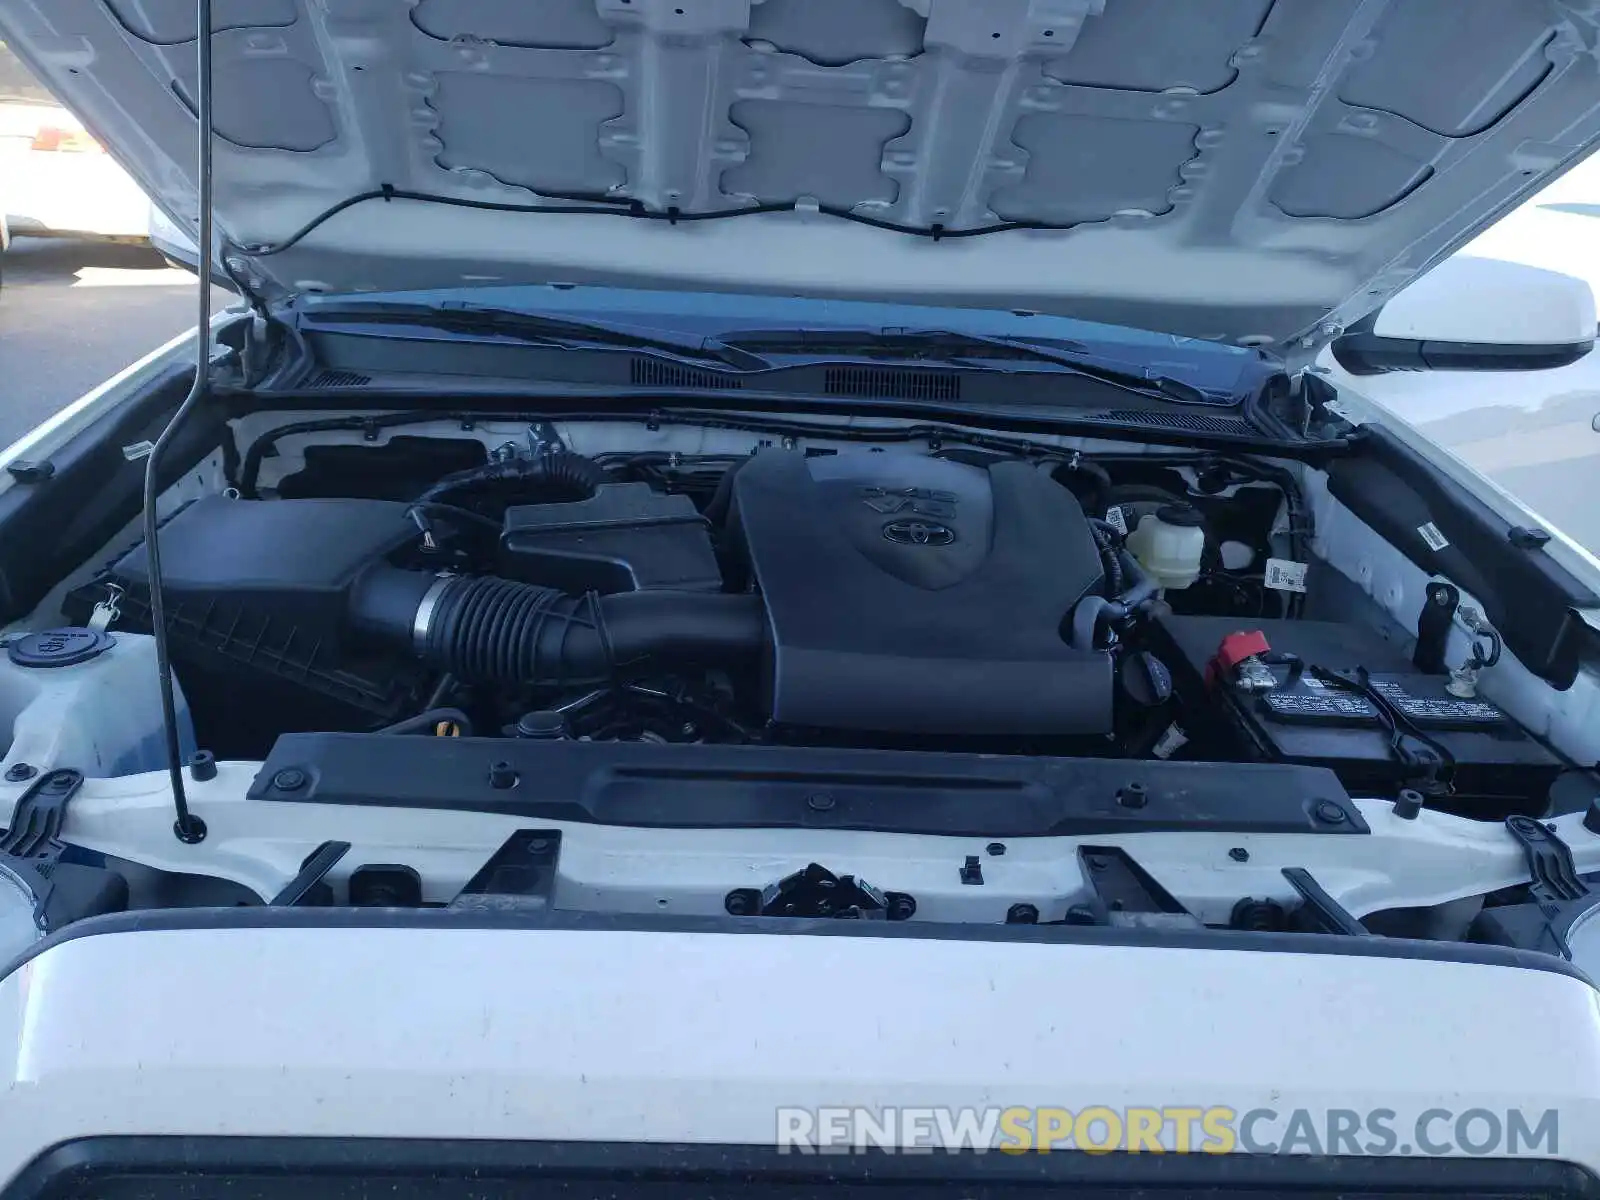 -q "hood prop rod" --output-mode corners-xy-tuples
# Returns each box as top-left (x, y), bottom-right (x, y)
(144, 0), (215, 844)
